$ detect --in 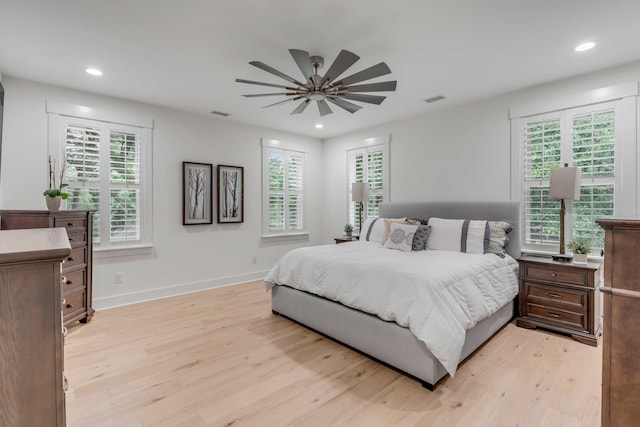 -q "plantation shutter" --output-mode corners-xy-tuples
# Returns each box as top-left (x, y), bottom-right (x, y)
(571, 109), (616, 249)
(64, 122), (102, 242)
(265, 147), (305, 234)
(109, 130), (141, 242)
(347, 142), (388, 230)
(522, 116), (561, 250)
